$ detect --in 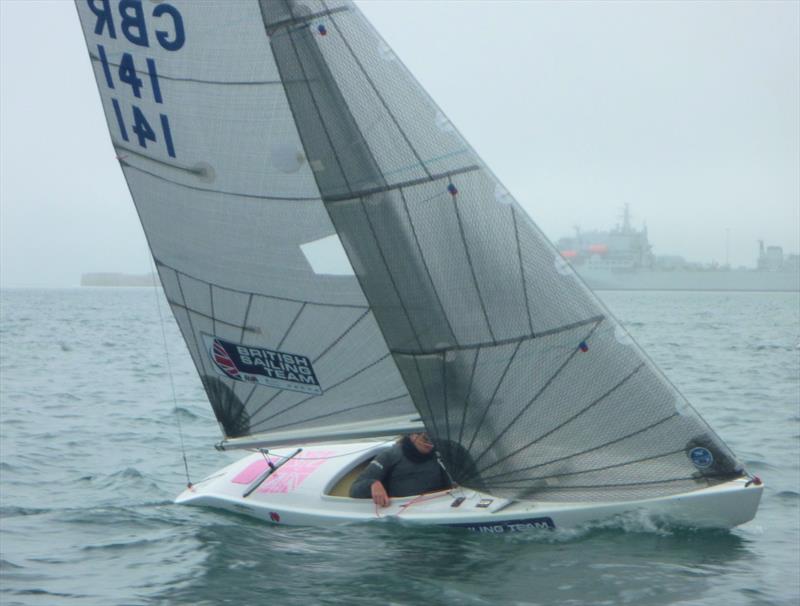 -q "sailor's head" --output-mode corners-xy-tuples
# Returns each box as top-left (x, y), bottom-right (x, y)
(409, 432), (434, 454)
